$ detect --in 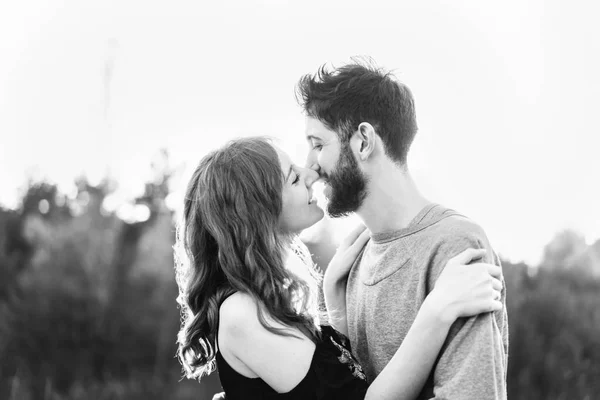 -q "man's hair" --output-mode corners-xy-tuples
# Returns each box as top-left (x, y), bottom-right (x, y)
(296, 58), (418, 165)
